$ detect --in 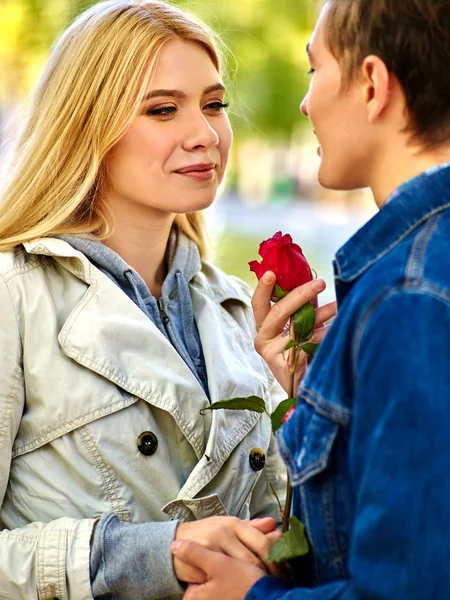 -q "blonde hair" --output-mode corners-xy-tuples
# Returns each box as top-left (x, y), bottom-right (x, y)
(0, 0), (225, 256)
